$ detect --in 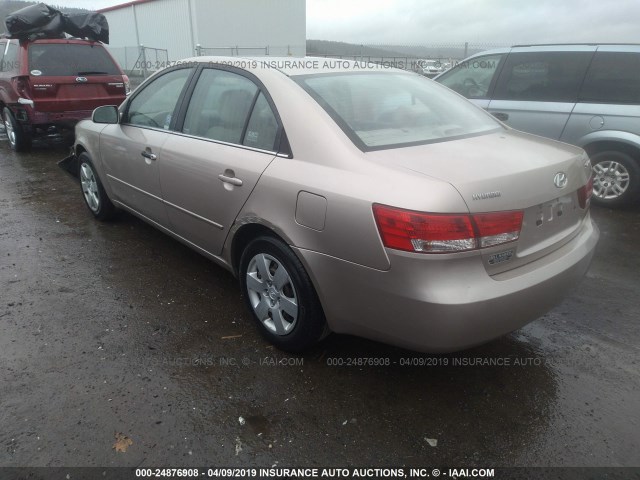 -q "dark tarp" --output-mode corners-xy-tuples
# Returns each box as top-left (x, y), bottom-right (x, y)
(4, 2), (109, 43)
(63, 13), (109, 44)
